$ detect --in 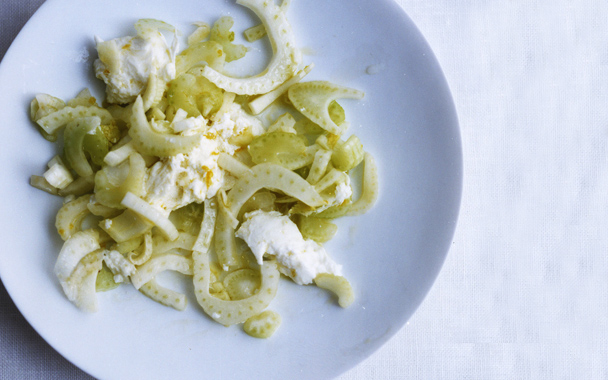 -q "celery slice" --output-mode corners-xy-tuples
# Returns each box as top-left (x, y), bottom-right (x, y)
(314, 274), (354, 308)
(243, 310), (281, 339)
